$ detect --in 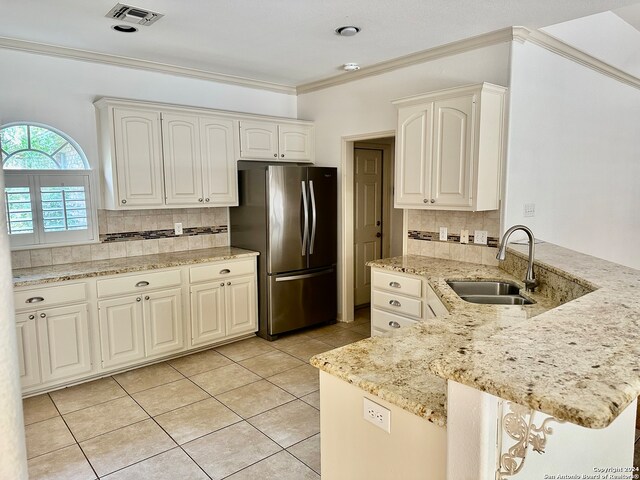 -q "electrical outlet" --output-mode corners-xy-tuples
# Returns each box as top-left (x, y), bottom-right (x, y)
(523, 203), (536, 217)
(460, 229), (469, 244)
(474, 230), (488, 245)
(174, 222), (183, 235)
(439, 226), (448, 242)
(363, 397), (391, 433)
